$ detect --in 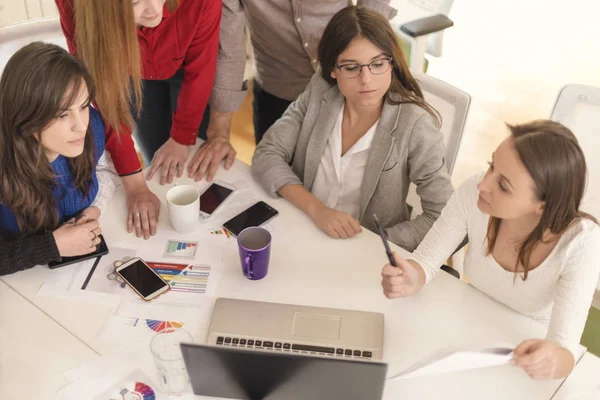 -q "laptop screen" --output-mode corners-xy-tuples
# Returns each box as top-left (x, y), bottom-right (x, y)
(181, 343), (388, 400)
